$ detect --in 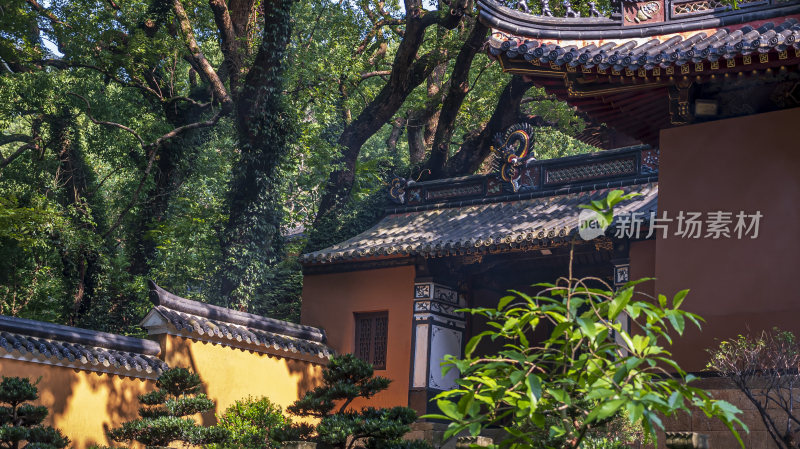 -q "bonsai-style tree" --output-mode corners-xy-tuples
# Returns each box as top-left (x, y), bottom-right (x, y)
(275, 354), (431, 449)
(708, 328), (800, 449)
(429, 191), (748, 449)
(0, 376), (69, 449)
(107, 367), (228, 449)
